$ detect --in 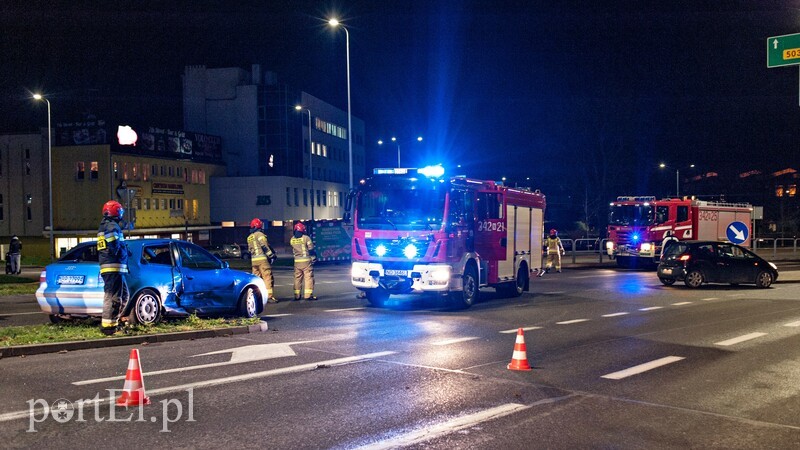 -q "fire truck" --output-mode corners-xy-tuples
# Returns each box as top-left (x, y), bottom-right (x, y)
(347, 166), (546, 308)
(606, 196), (753, 267)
